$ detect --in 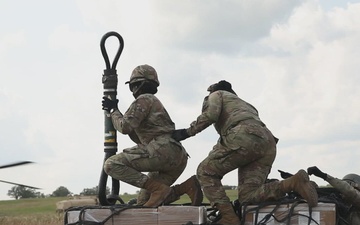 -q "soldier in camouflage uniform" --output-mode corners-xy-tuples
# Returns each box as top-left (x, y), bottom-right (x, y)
(102, 64), (202, 207)
(173, 80), (318, 225)
(308, 166), (360, 224)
